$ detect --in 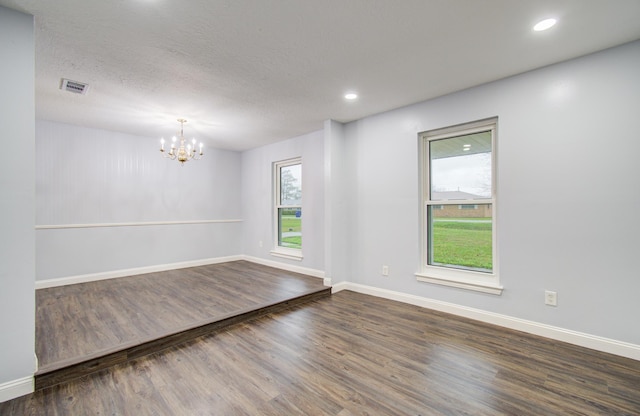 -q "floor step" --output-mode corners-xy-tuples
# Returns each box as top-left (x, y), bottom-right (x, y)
(35, 287), (330, 390)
